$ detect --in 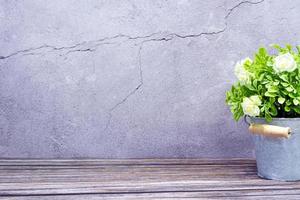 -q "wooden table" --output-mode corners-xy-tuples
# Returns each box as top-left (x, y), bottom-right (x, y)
(0, 159), (299, 199)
